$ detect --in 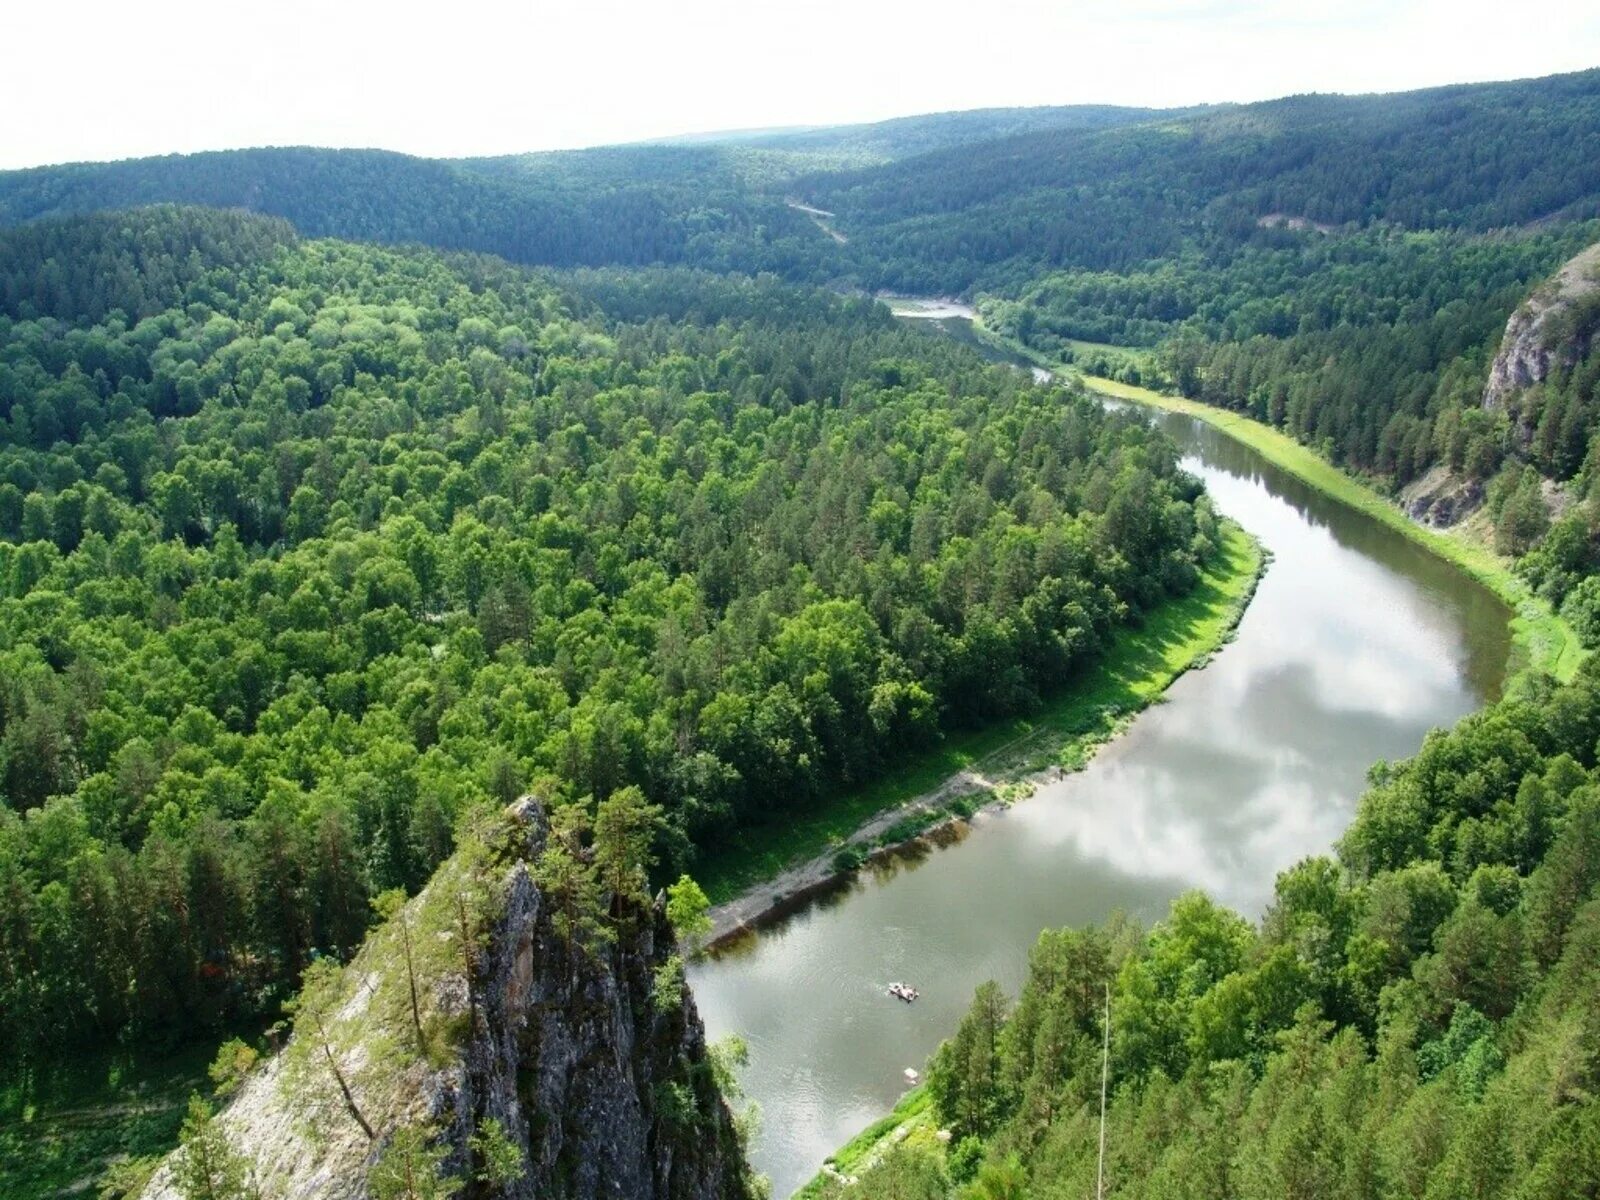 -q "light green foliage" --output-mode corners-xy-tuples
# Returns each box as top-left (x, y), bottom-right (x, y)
(1114, 891), (1253, 1080)
(1560, 573), (1600, 647)
(707, 1034), (760, 1153)
(96, 1156), (163, 1200)
(665, 875), (713, 951)
(468, 1117), (526, 1189)
(847, 1144), (950, 1200)
(282, 957), (378, 1140)
(960, 1156), (1024, 1200)
(926, 980), (1010, 1141)
(593, 786), (663, 909)
(373, 887), (425, 1047)
(173, 1095), (257, 1200)
(207, 1038), (259, 1098)
(652, 954), (685, 1015)
(367, 1124), (460, 1200)
(708, 1034), (750, 1098)
(654, 1080), (699, 1130)
(534, 804), (611, 958)
(882, 657), (1600, 1200)
(0, 211), (1214, 1073)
